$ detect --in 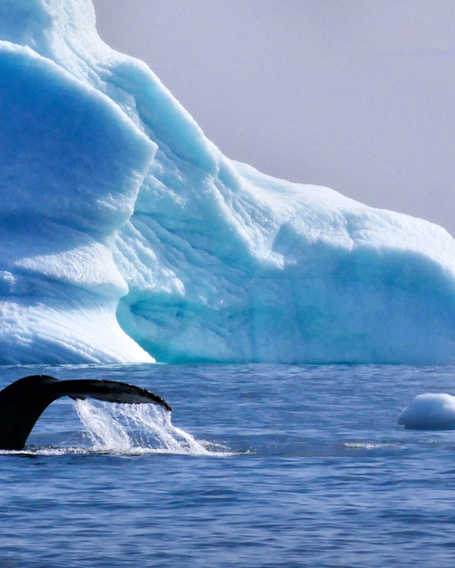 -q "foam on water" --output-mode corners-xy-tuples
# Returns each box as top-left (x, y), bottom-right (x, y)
(0, 447), (89, 457)
(343, 442), (402, 450)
